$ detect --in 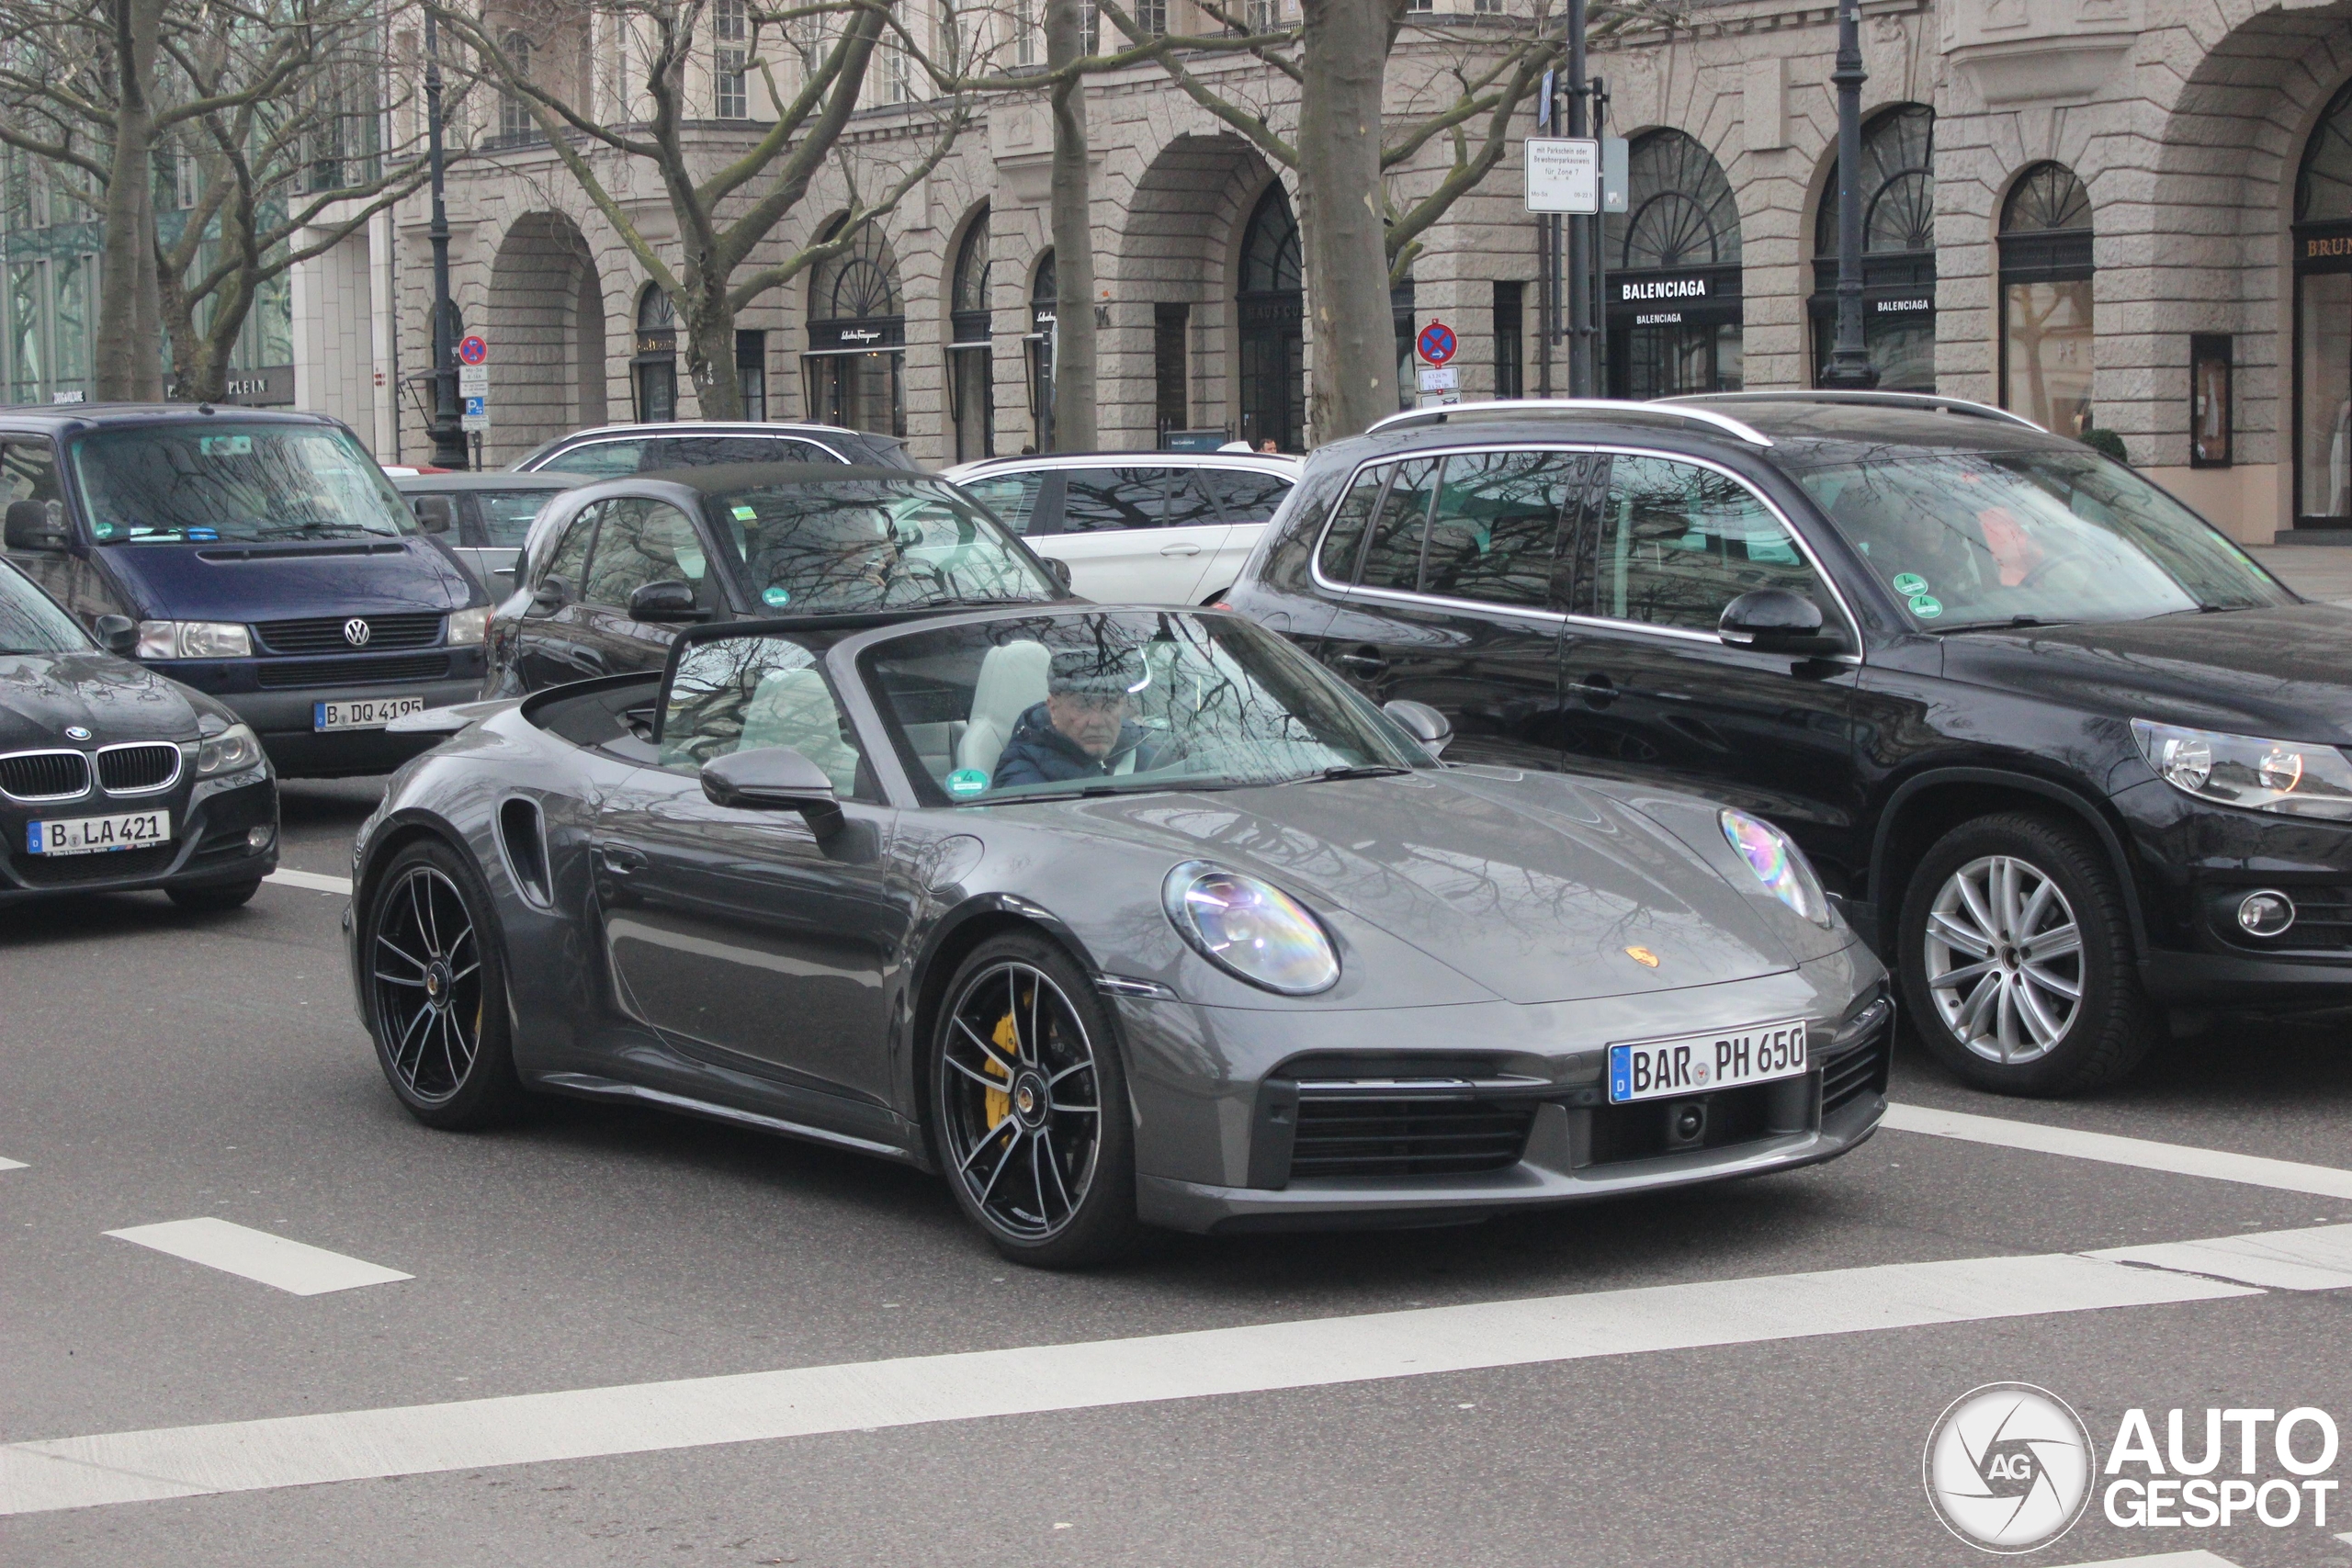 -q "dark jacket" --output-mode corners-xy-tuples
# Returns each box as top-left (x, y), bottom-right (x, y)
(990, 701), (1156, 787)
